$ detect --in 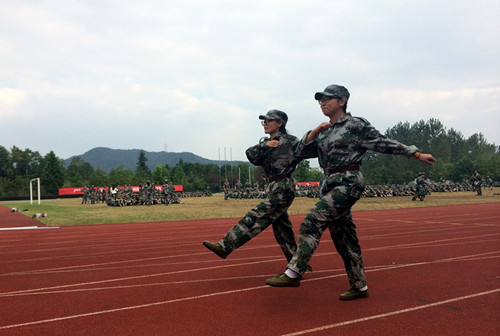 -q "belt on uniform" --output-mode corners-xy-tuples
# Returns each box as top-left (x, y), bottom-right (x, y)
(268, 173), (292, 182)
(324, 164), (360, 175)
